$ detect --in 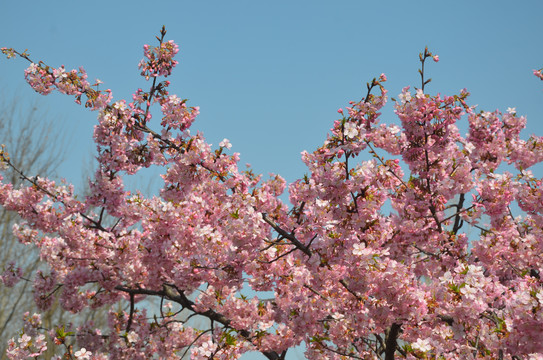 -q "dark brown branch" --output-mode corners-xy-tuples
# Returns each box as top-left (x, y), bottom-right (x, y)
(384, 323), (401, 360)
(259, 246), (299, 264)
(115, 284), (283, 360)
(452, 193), (465, 234)
(261, 213), (311, 257)
(437, 314), (454, 326)
(339, 279), (362, 301)
(375, 334), (385, 355)
(126, 292), (135, 332)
